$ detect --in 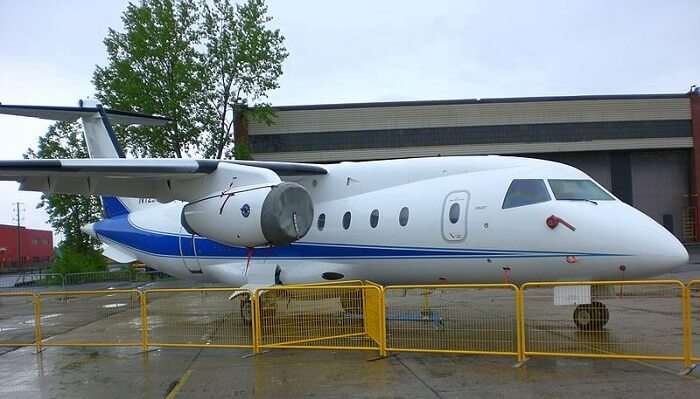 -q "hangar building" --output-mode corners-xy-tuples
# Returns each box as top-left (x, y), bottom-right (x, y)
(246, 92), (700, 242)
